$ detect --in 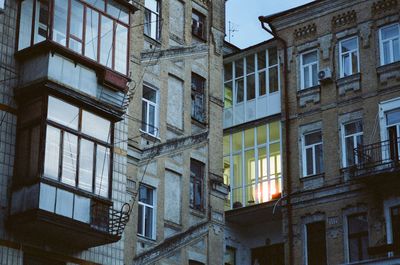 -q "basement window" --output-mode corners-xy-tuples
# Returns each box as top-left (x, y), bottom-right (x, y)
(191, 73), (206, 123)
(192, 10), (206, 40)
